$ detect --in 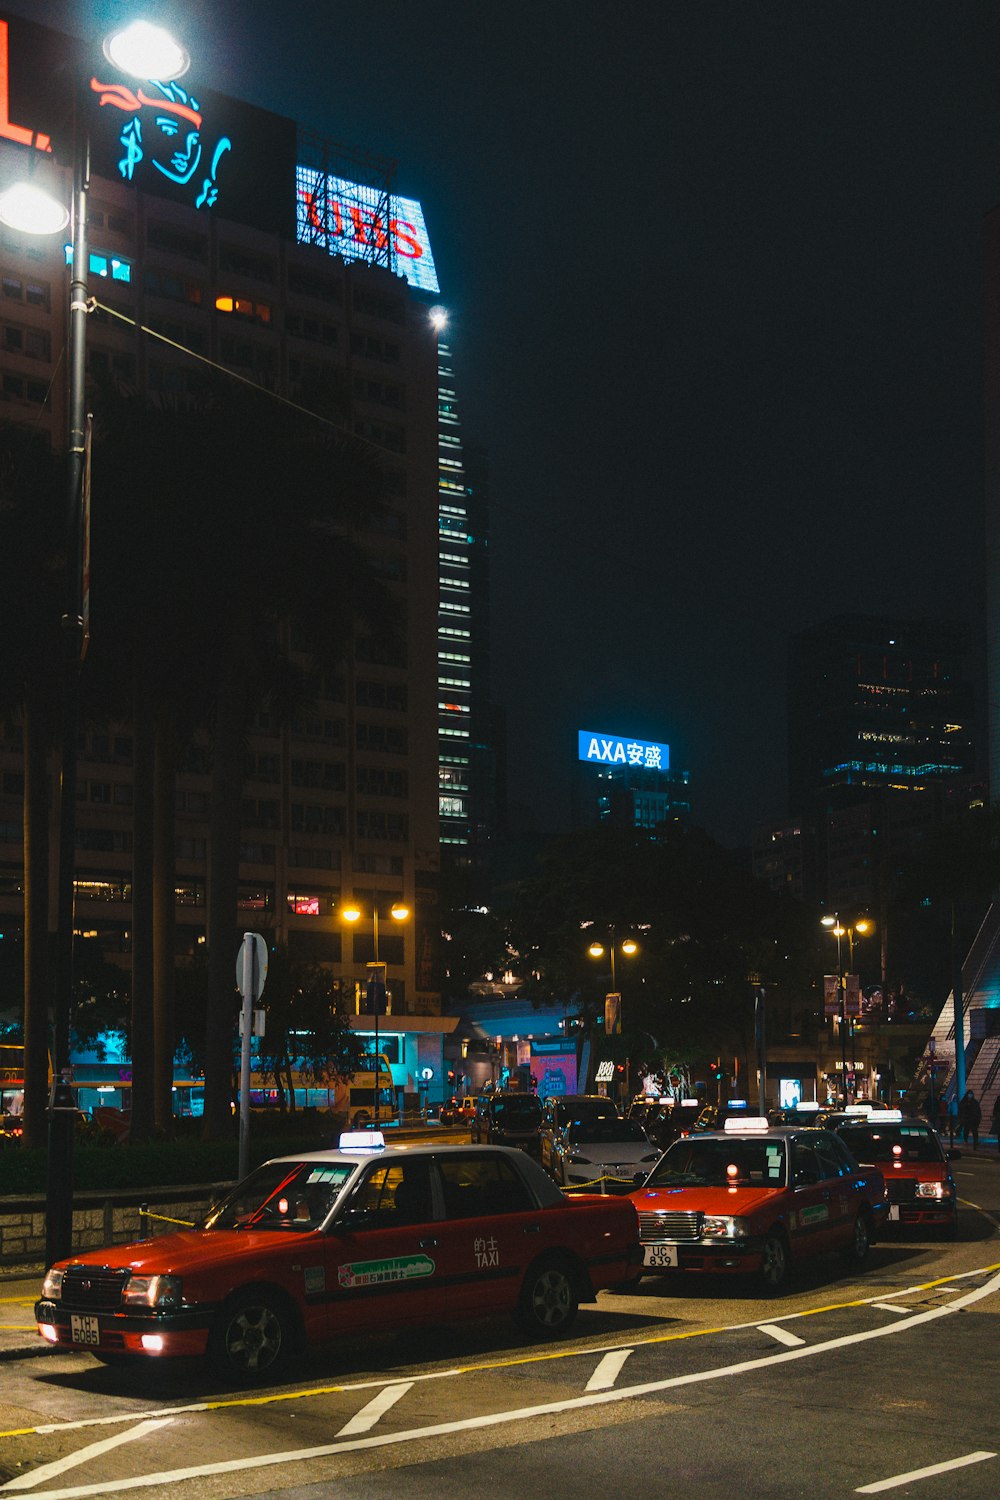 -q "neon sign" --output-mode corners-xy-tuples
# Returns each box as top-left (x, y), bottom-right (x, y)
(90, 74), (231, 211)
(296, 167), (439, 293)
(578, 731), (670, 771)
